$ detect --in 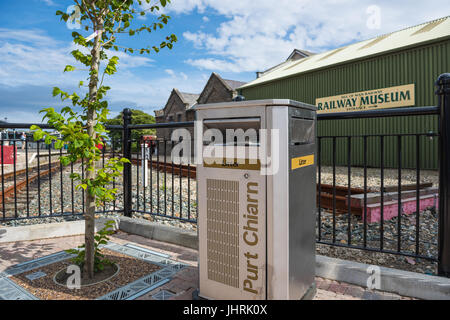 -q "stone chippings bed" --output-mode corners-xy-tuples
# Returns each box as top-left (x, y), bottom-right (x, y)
(0, 242), (187, 300)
